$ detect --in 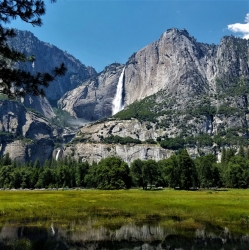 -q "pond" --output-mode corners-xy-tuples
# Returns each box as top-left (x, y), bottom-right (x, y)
(0, 221), (249, 249)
